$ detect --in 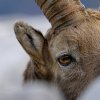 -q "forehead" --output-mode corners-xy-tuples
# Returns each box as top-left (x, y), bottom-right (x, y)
(49, 29), (79, 56)
(48, 28), (100, 58)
